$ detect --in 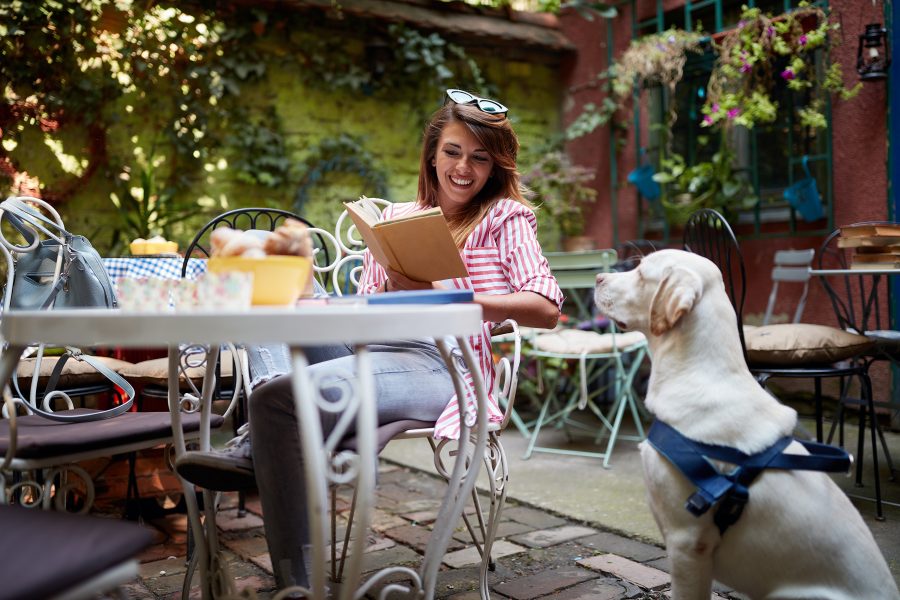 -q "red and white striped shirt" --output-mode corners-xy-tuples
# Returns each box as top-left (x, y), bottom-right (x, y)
(357, 199), (564, 439)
